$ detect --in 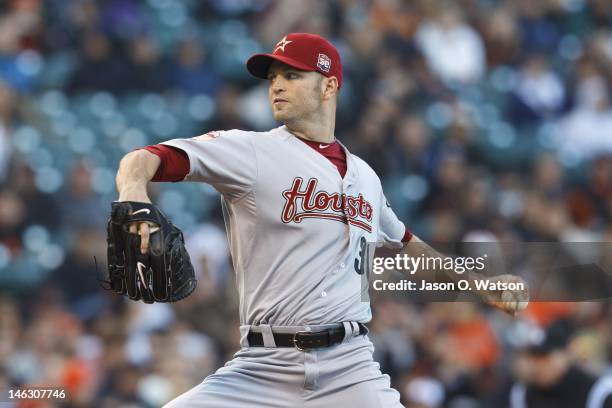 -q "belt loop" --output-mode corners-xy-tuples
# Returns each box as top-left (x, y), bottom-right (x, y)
(350, 321), (359, 336)
(239, 325), (251, 348)
(342, 321), (353, 343)
(260, 325), (276, 348)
